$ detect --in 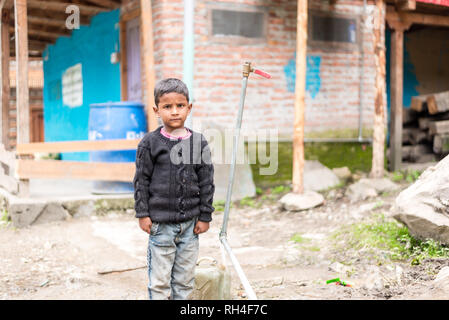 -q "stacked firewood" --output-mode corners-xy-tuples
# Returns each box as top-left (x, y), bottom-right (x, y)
(402, 91), (449, 163)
